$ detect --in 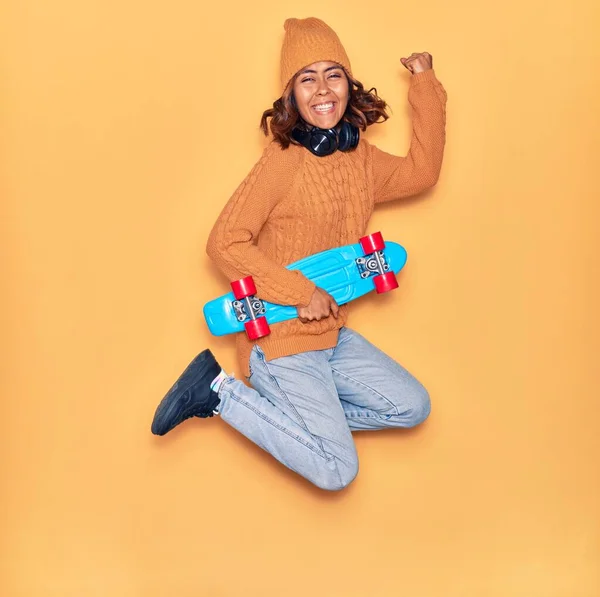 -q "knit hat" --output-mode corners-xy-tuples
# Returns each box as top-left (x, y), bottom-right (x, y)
(280, 17), (352, 93)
